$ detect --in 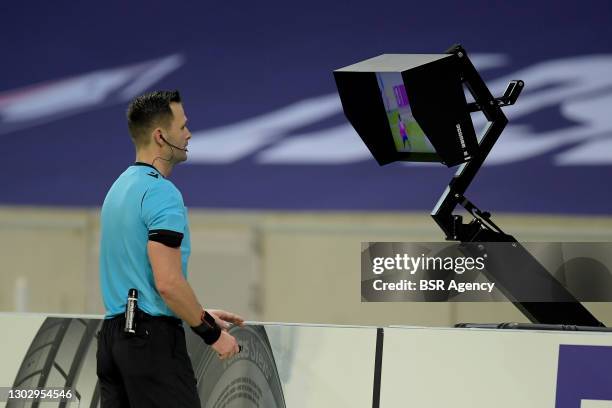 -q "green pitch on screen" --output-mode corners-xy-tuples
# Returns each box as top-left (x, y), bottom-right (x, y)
(388, 111), (432, 153)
